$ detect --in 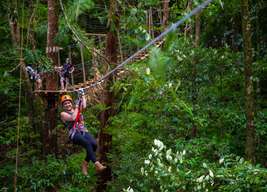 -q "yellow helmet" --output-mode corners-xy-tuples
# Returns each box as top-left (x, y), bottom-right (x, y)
(60, 94), (72, 105)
